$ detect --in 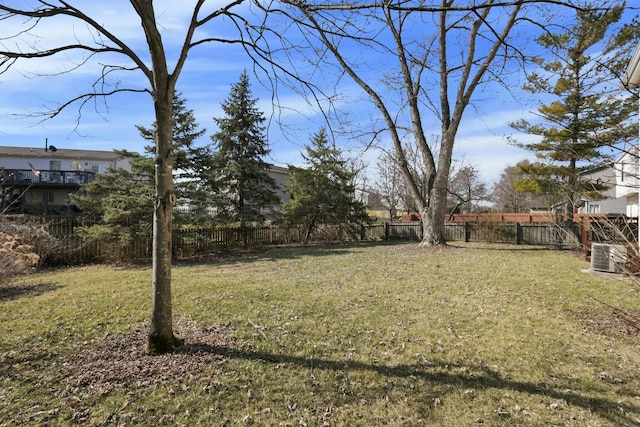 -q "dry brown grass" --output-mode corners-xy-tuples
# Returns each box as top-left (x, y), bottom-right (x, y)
(1, 242), (640, 426)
